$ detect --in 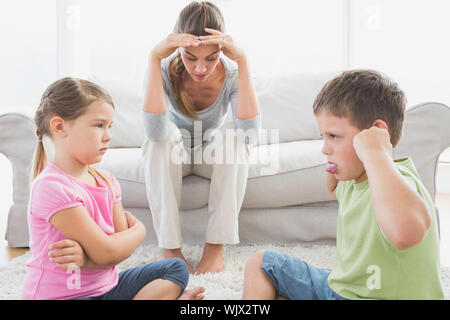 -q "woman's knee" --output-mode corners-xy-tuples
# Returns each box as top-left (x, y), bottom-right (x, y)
(143, 122), (182, 151)
(142, 124), (185, 168)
